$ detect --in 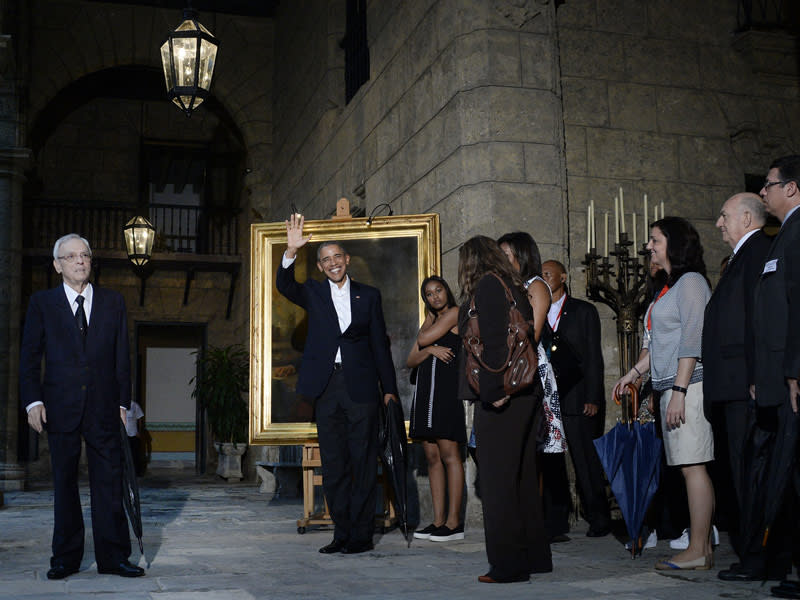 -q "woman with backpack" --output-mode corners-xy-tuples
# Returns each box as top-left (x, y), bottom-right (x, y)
(458, 236), (552, 583)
